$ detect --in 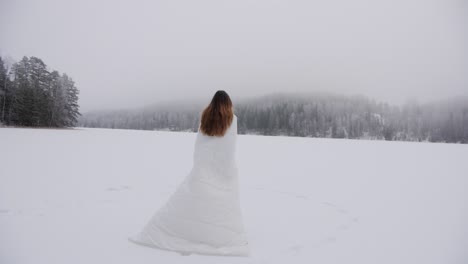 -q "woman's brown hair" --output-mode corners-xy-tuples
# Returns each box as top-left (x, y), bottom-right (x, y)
(200, 90), (234, 137)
